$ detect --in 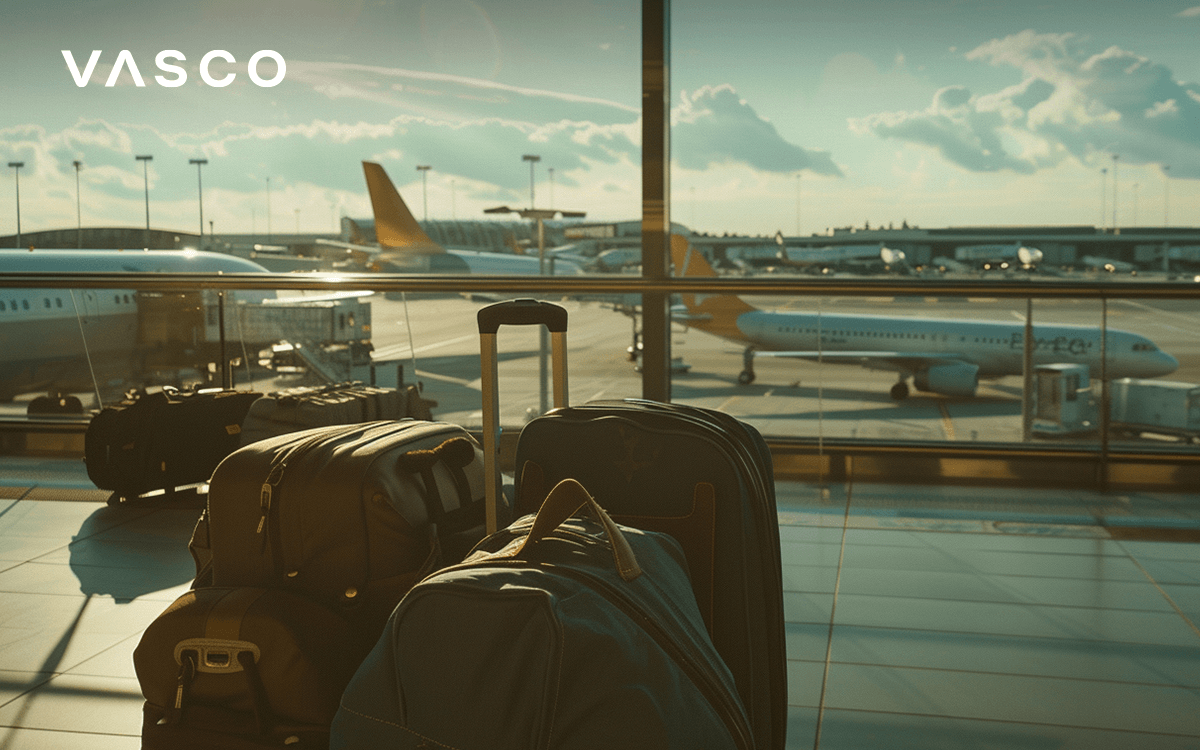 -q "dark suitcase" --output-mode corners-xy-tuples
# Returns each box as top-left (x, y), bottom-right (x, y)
(332, 476), (753, 750)
(239, 382), (433, 446)
(135, 586), (358, 748)
(480, 299), (787, 750)
(196, 419), (487, 645)
(84, 386), (262, 504)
